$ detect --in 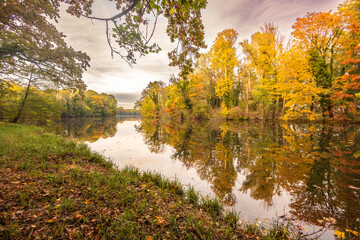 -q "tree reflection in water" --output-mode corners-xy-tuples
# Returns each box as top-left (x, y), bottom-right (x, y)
(24, 117), (120, 142)
(136, 118), (360, 234)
